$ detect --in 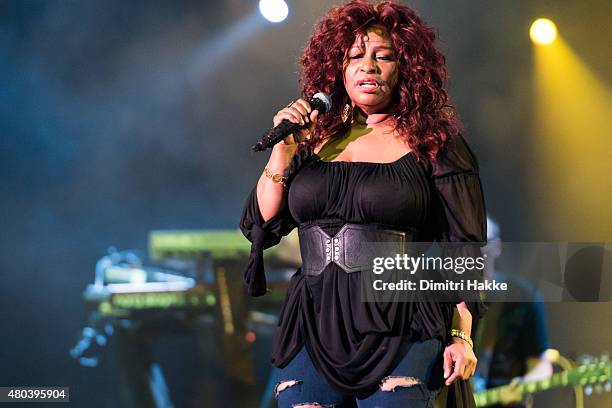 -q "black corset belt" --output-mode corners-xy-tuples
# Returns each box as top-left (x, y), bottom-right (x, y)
(298, 223), (414, 276)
